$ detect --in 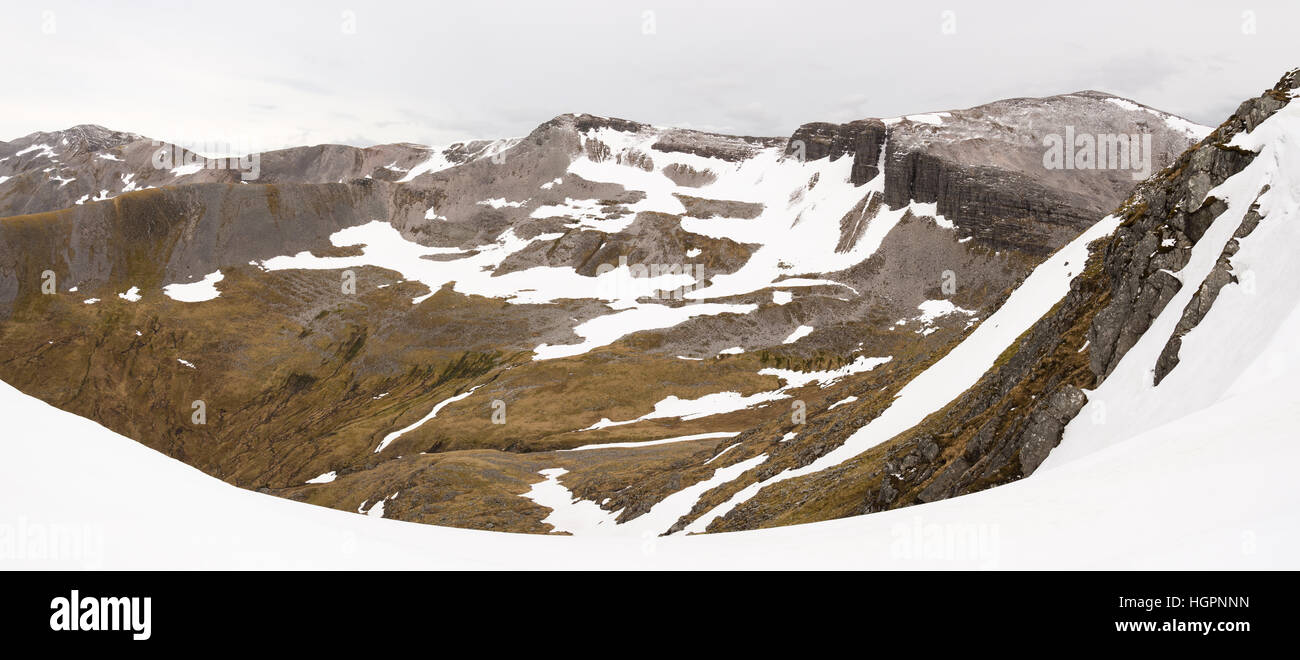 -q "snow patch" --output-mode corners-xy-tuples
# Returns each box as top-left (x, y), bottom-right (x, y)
(306, 471), (337, 484)
(162, 271), (225, 303)
(170, 163), (204, 177)
(15, 143), (56, 158)
(583, 354), (891, 428)
(375, 386), (480, 453)
(477, 198), (526, 209)
(828, 395), (858, 410)
(564, 431), (739, 452)
(783, 325), (814, 344)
